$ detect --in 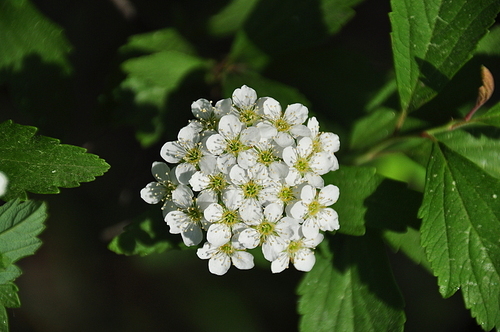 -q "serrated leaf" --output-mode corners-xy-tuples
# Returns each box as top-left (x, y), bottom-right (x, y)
(0, 283), (19, 309)
(436, 129), (500, 179)
(0, 200), (46, 332)
(0, 282), (20, 332)
(297, 233), (405, 332)
(0, 120), (110, 201)
(0, 199), (46, 268)
(390, 0), (500, 113)
(419, 142), (500, 330)
(108, 211), (179, 256)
